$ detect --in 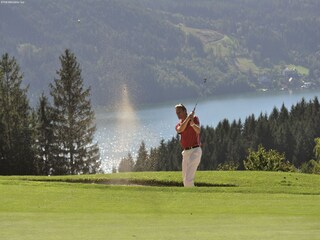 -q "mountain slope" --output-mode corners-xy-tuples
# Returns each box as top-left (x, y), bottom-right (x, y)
(1, 0), (320, 107)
